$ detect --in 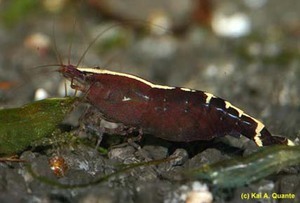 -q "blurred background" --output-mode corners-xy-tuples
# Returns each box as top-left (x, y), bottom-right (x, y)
(0, 0), (299, 139)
